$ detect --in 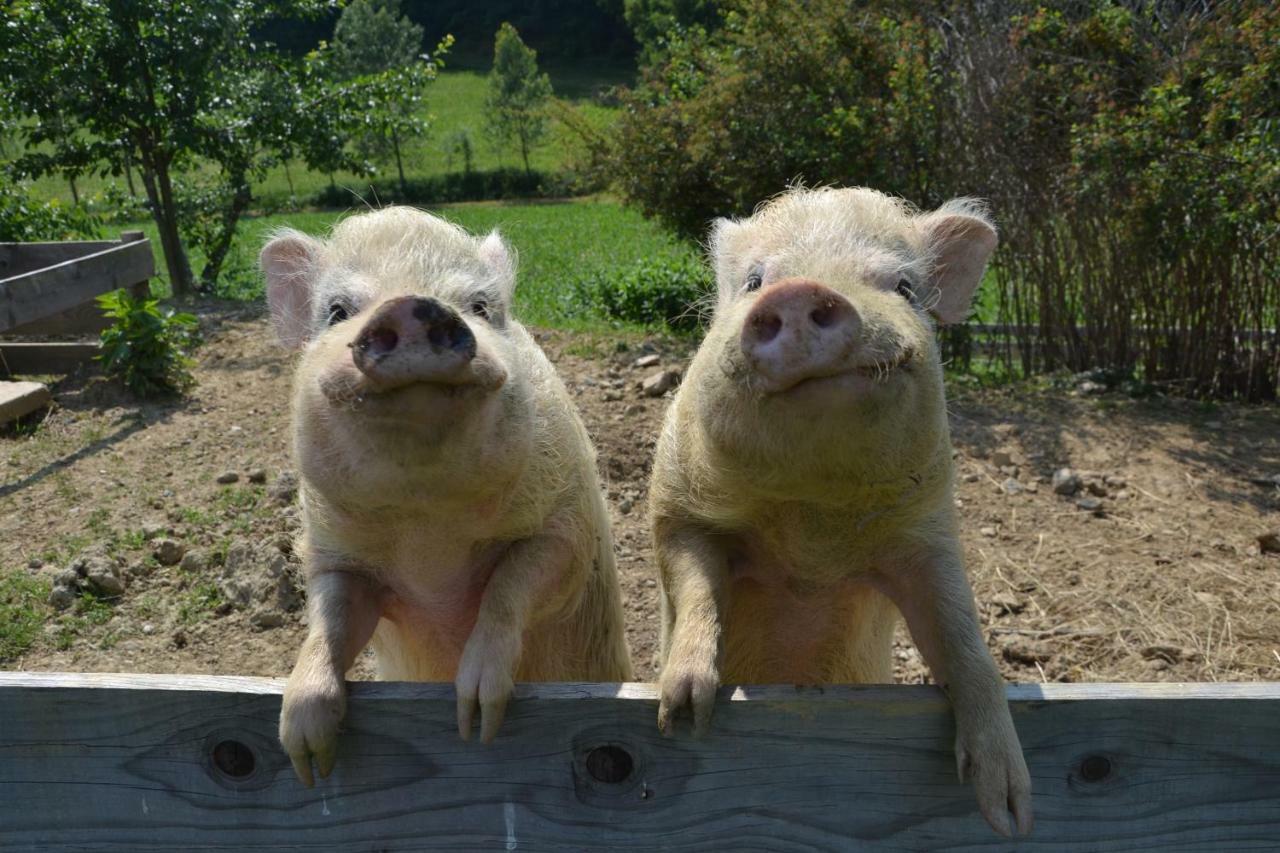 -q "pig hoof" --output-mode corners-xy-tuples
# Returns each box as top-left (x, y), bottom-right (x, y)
(455, 639), (517, 744)
(955, 724), (1034, 837)
(279, 680), (346, 787)
(656, 665), (719, 736)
